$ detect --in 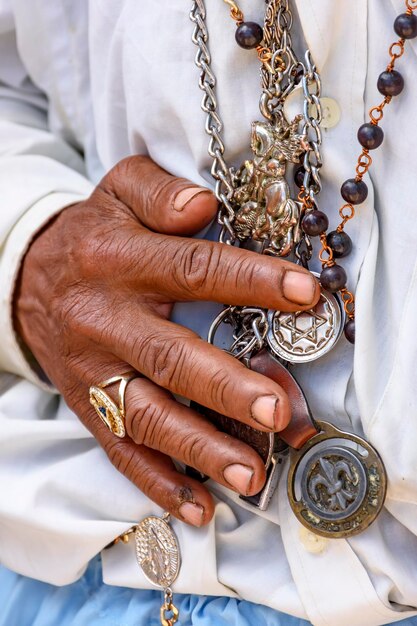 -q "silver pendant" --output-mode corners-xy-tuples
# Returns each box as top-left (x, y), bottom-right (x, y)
(267, 278), (345, 363)
(135, 515), (180, 588)
(288, 421), (387, 538)
(233, 115), (307, 257)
